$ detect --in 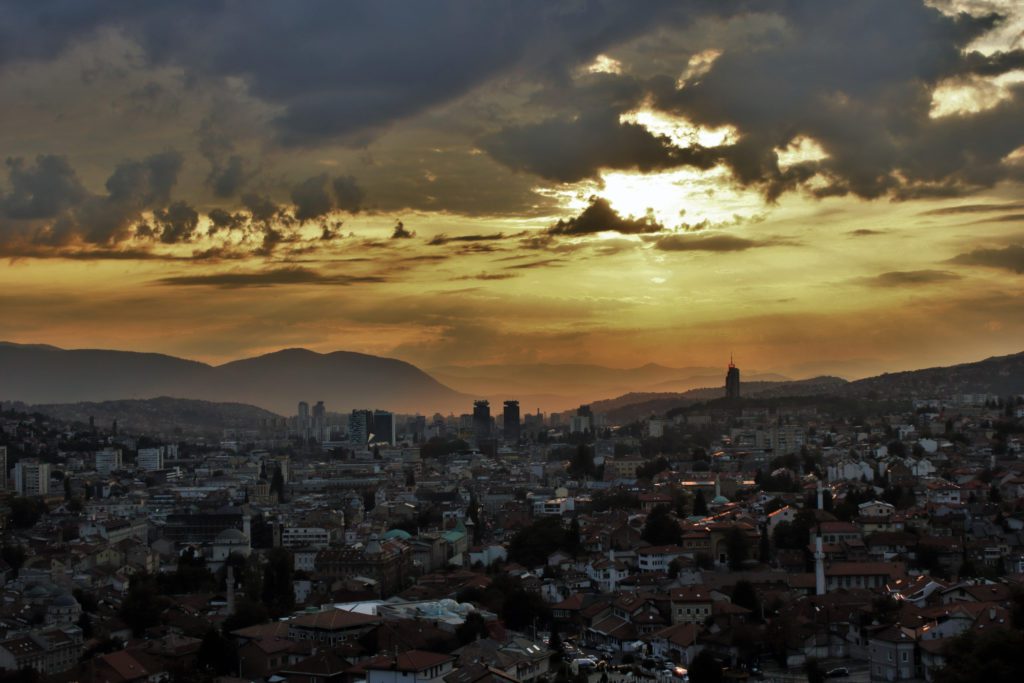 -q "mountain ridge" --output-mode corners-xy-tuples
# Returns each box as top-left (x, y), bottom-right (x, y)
(0, 342), (467, 415)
